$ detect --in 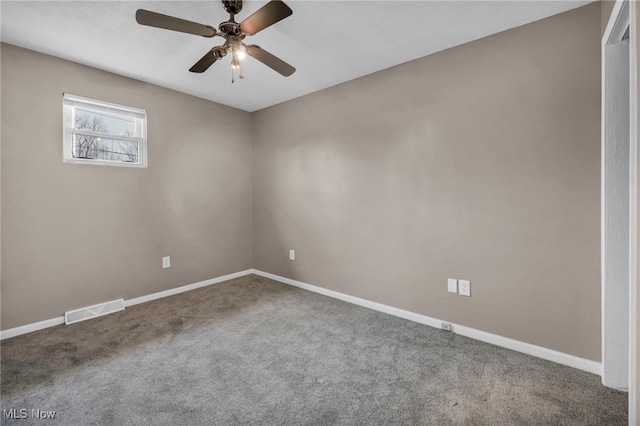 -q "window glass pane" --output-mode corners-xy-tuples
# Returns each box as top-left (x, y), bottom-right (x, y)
(75, 108), (136, 137)
(72, 135), (139, 163)
(63, 93), (147, 168)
